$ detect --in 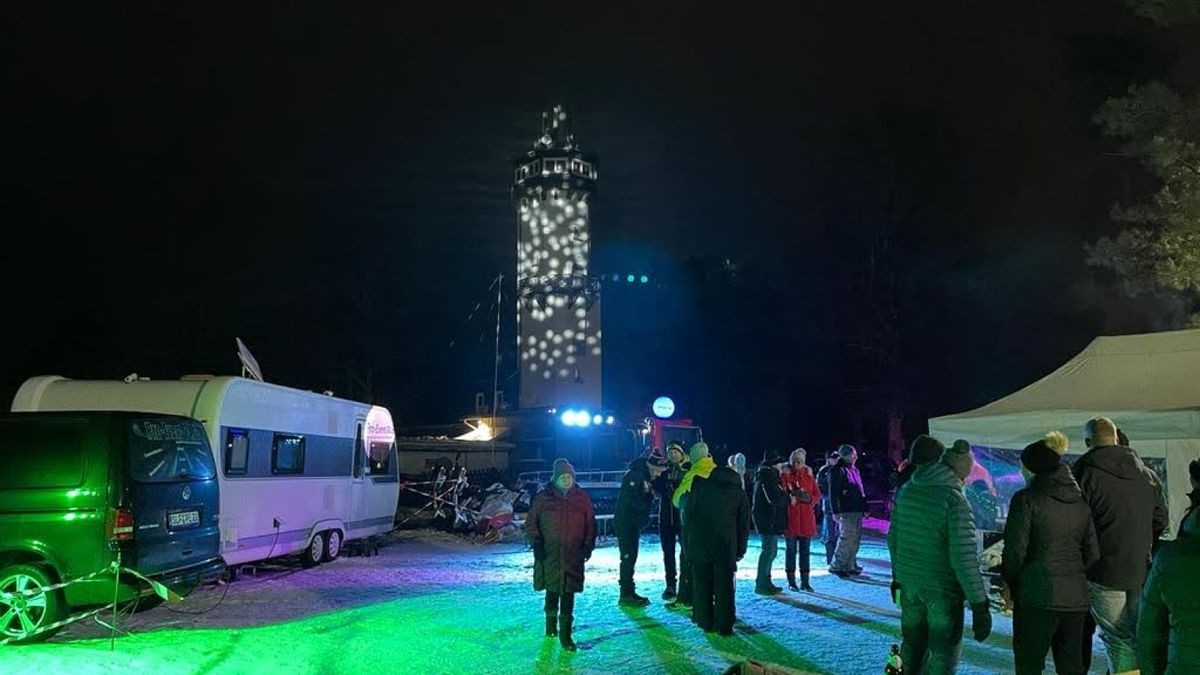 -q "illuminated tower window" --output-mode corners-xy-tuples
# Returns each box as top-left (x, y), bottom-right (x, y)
(514, 105), (601, 409)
